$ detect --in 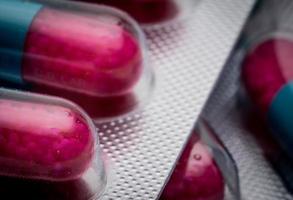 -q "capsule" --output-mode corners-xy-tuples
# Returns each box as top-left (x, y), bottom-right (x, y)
(242, 36), (293, 158)
(75, 0), (179, 24)
(0, 88), (97, 181)
(0, 0), (144, 97)
(160, 134), (224, 200)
